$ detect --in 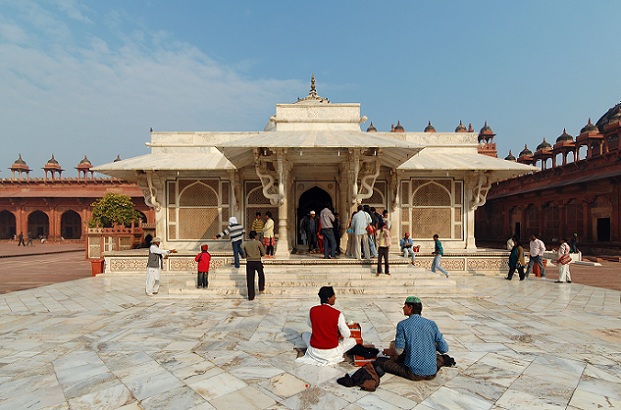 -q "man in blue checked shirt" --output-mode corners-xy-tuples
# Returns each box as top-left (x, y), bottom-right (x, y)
(377, 296), (453, 380)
